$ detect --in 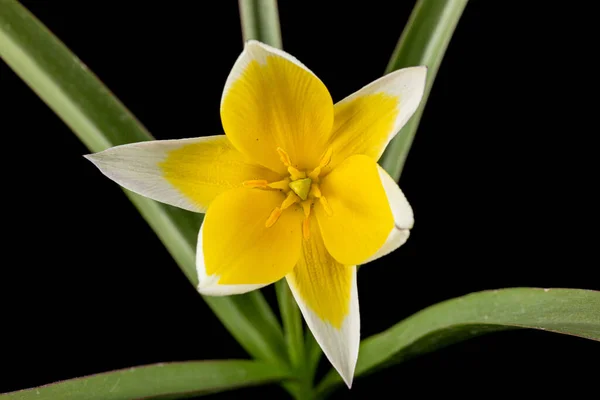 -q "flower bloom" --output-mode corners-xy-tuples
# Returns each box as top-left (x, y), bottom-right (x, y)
(86, 40), (425, 386)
